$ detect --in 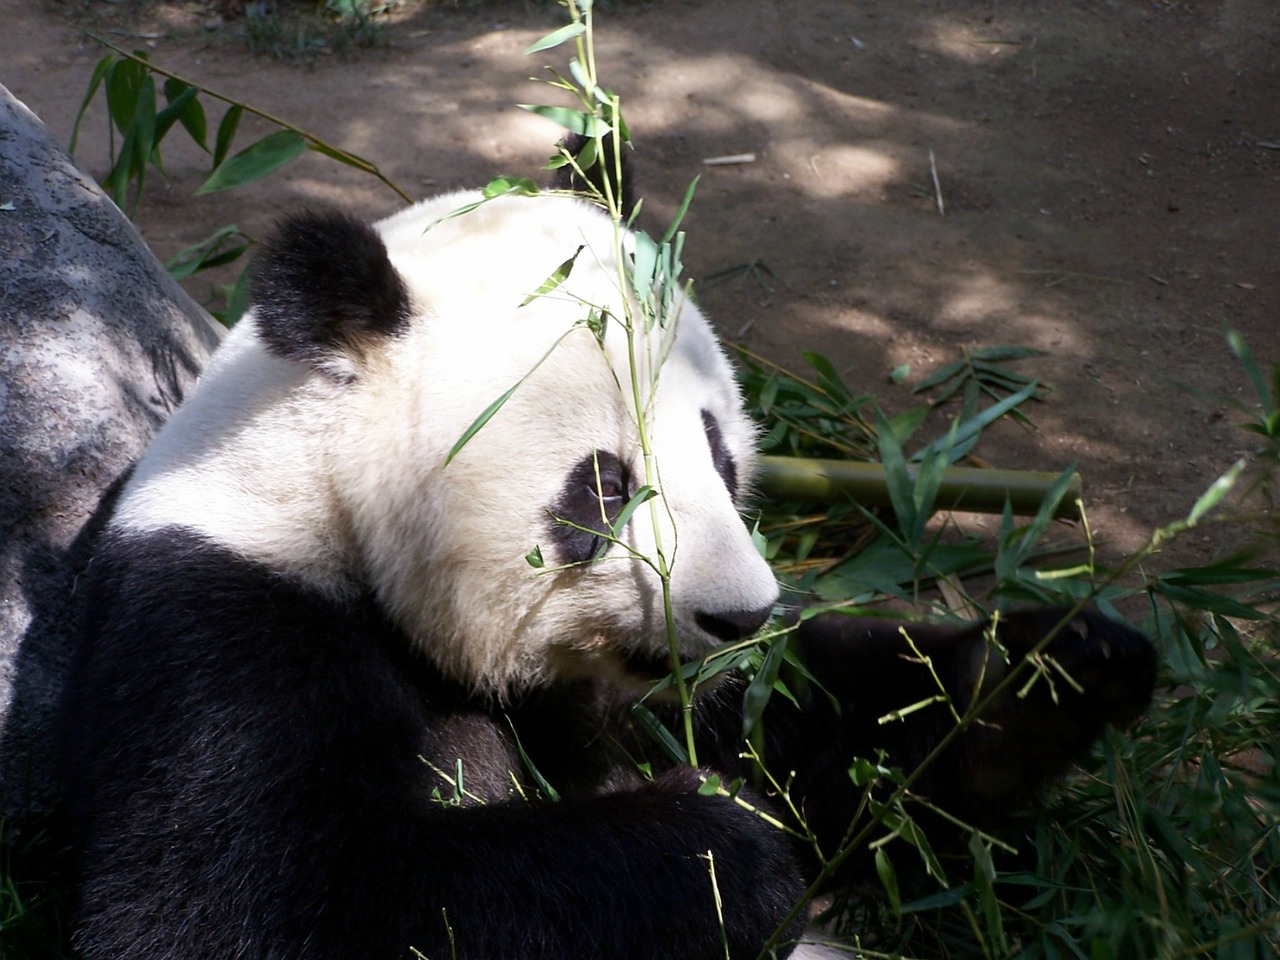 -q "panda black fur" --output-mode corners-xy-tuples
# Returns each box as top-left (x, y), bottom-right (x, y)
(61, 163), (1156, 960)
